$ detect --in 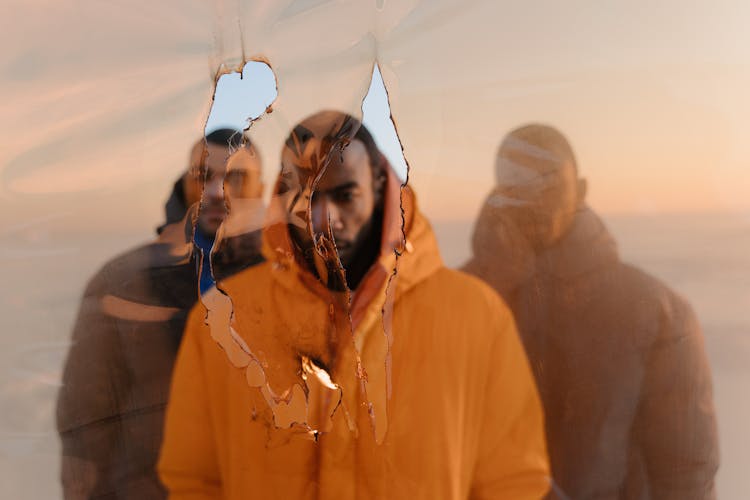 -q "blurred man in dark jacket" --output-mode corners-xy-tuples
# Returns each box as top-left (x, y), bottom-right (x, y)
(463, 124), (719, 500)
(56, 129), (265, 499)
